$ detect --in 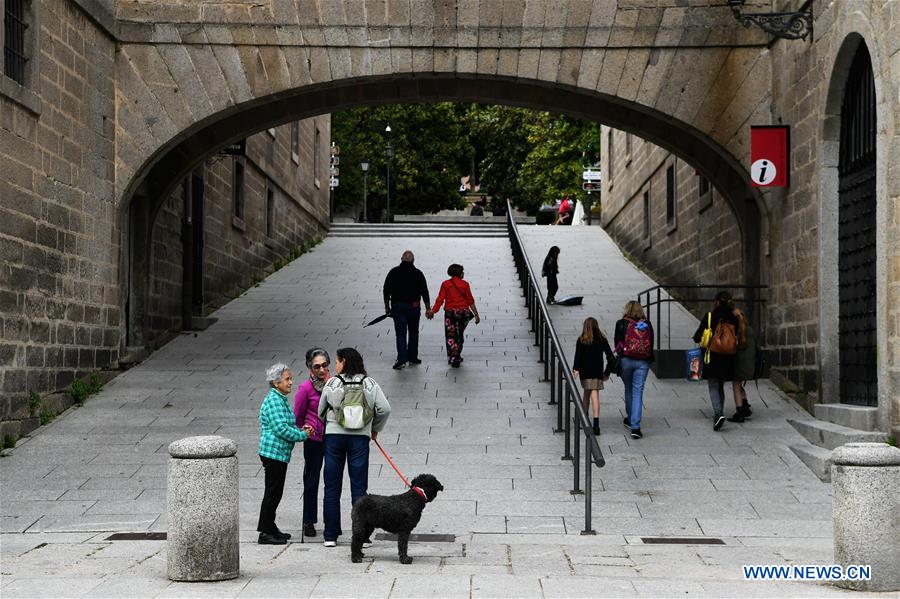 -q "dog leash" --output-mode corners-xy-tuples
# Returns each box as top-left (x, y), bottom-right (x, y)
(373, 438), (428, 501)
